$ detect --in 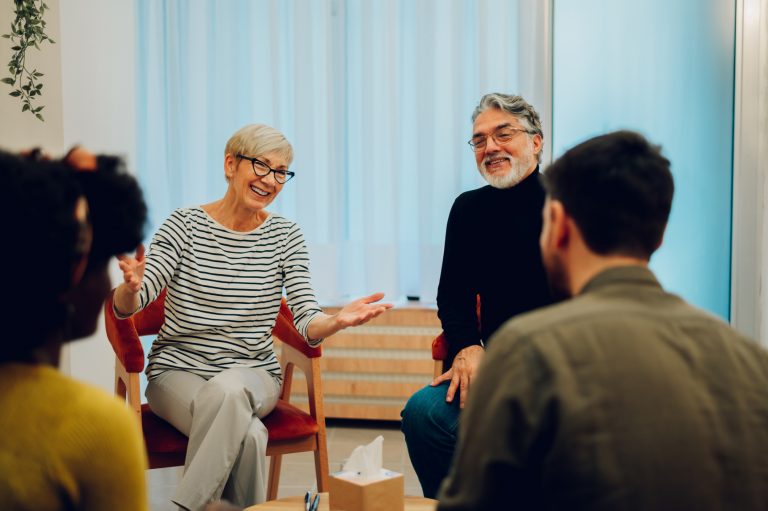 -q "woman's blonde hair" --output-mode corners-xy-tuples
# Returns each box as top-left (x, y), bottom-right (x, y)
(224, 124), (293, 180)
